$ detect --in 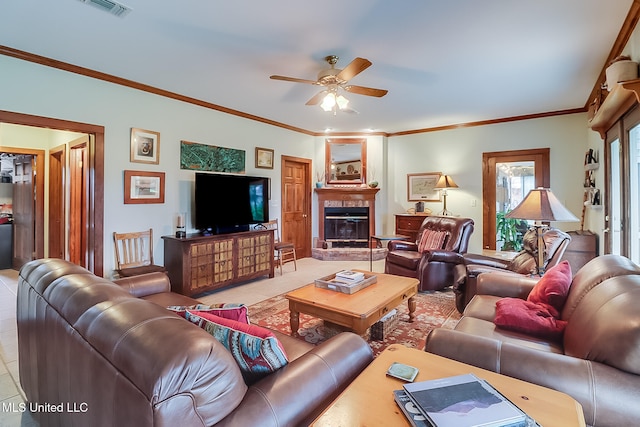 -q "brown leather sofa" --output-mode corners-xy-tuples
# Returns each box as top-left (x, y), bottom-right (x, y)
(385, 216), (474, 291)
(425, 254), (640, 427)
(17, 258), (373, 427)
(453, 227), (571, 312)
